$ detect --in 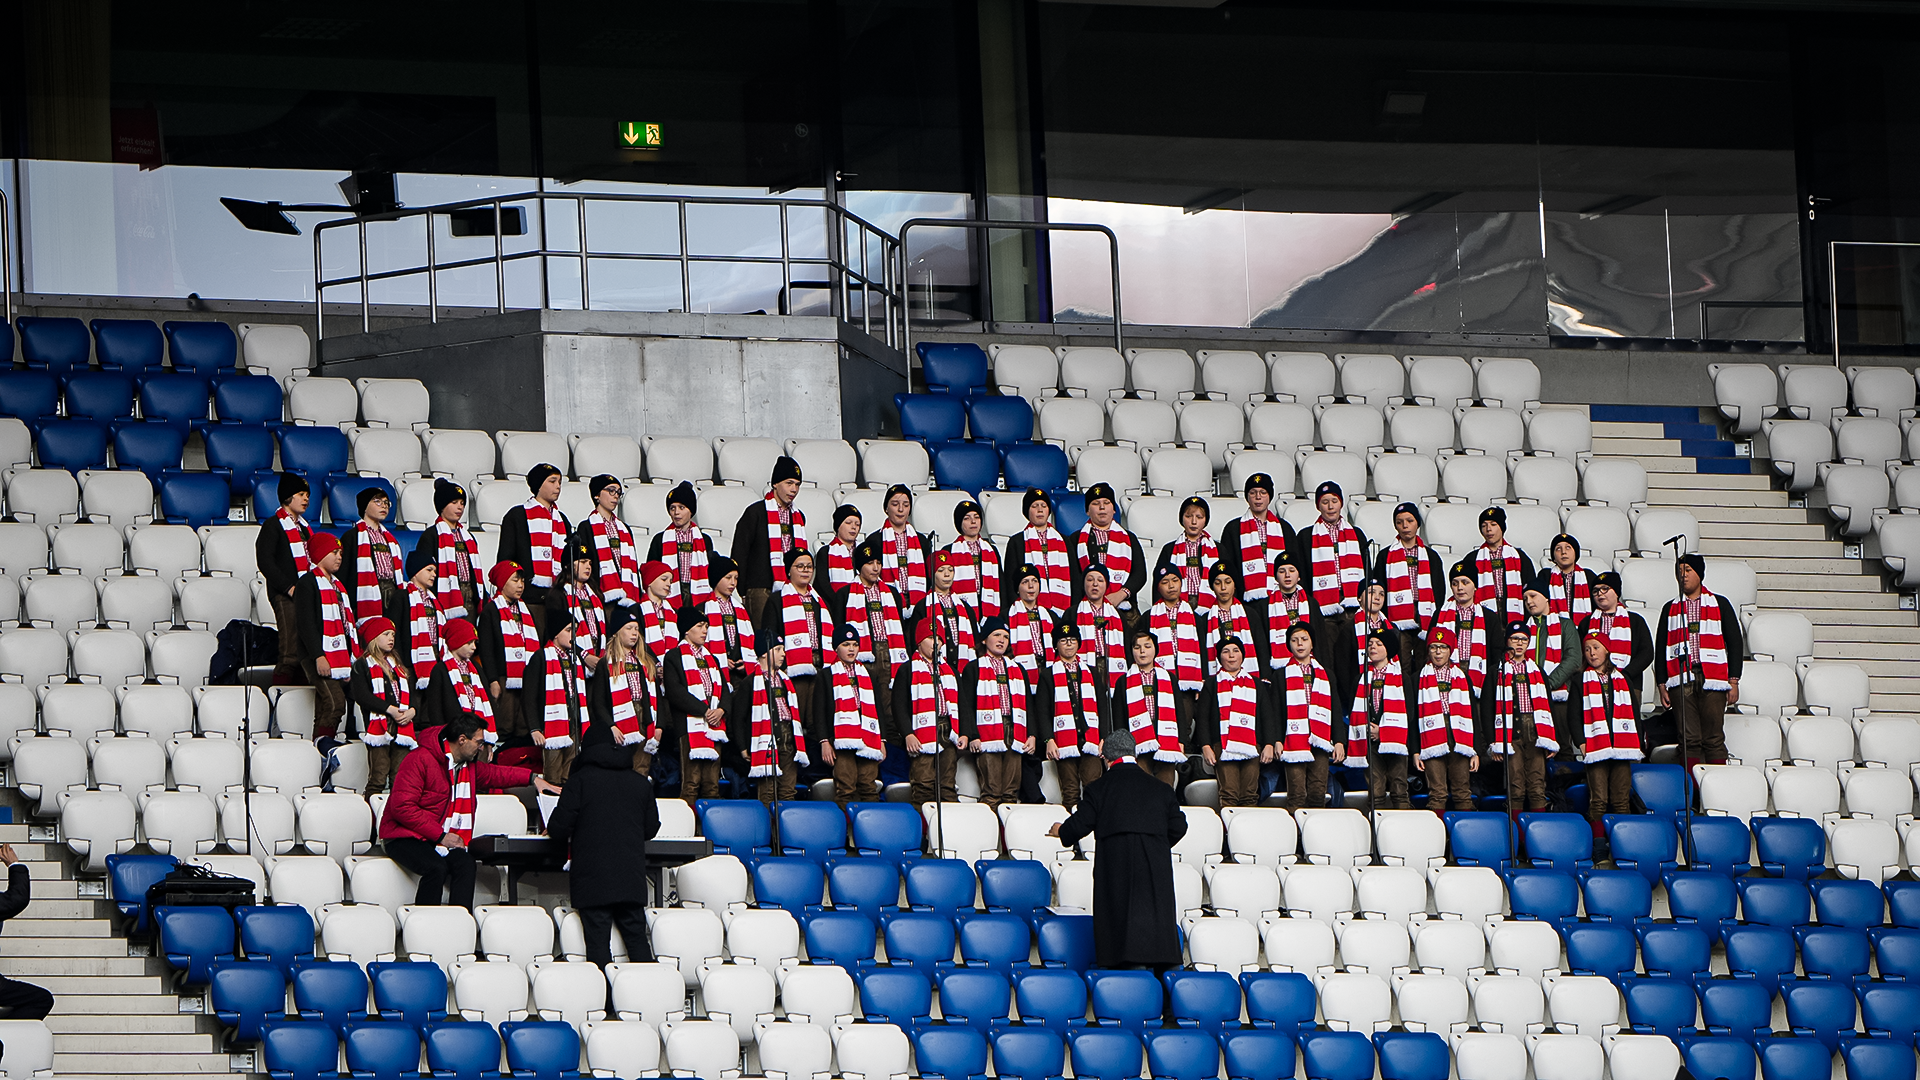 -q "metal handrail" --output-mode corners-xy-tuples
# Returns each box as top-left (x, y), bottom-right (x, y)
(896, 218), (1124, 358)
(1827, 239), (1920, 366)
(313, 191), (903, 344)
(1, 188), (11, 328)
